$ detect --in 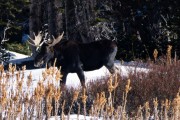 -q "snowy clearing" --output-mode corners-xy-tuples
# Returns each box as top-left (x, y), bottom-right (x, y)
(8, 51), (149, 89)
